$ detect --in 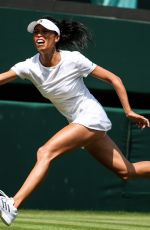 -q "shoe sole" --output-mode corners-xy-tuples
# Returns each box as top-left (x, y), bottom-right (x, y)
(0, 210), (11, 226)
